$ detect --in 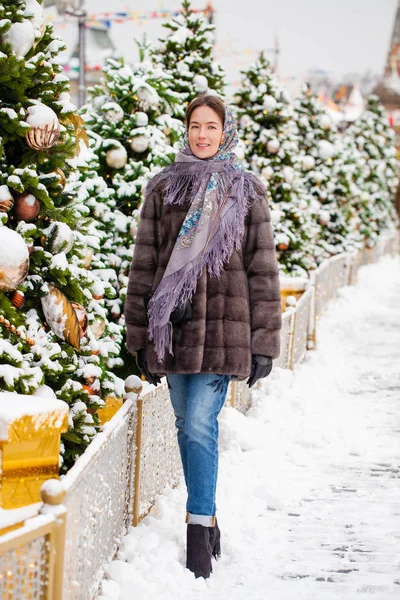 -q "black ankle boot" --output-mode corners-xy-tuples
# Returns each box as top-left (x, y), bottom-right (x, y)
(209, 518), (221, 559)
(186, 524), (212, 579)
